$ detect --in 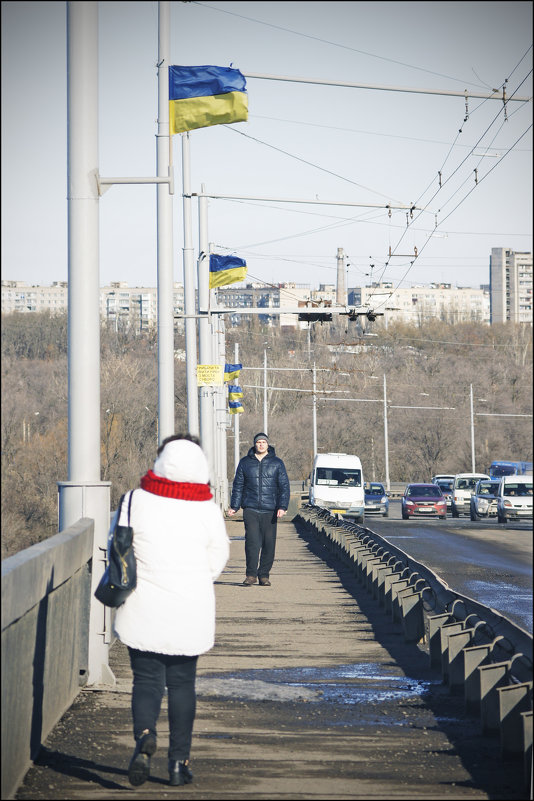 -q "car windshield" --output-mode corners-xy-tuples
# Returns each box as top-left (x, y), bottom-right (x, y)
(367, 484), (385, 495)
(478, 482), (500, 496)
(316, 468), (361, 487)
(456, 477), (480, 490)
(408, 486), (441, 497)
(437, 480), (453, 491)
(503, 483), (533, 497)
